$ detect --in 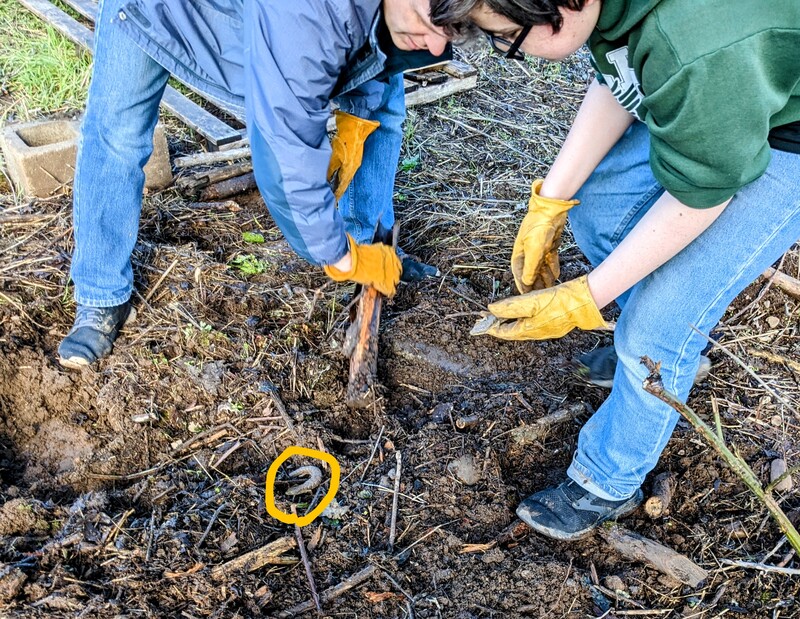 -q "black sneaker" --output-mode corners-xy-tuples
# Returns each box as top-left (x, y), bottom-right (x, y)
(397, 247), (440, 283)
(58, 302), (136, 369)
(516, 479), (643, 541)
(574, 346), (711, 388)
